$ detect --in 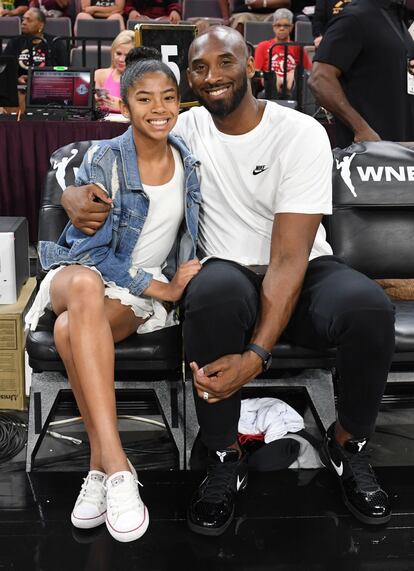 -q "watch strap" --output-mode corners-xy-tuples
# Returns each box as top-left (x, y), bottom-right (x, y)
(246, 343), (272, 364)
